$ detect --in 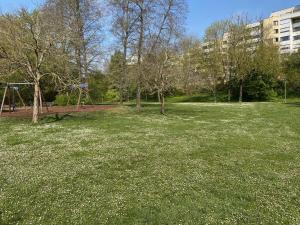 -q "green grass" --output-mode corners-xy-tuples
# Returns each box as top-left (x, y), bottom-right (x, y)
(166, 93), (228, 103)
(0, 102), (300, 224)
